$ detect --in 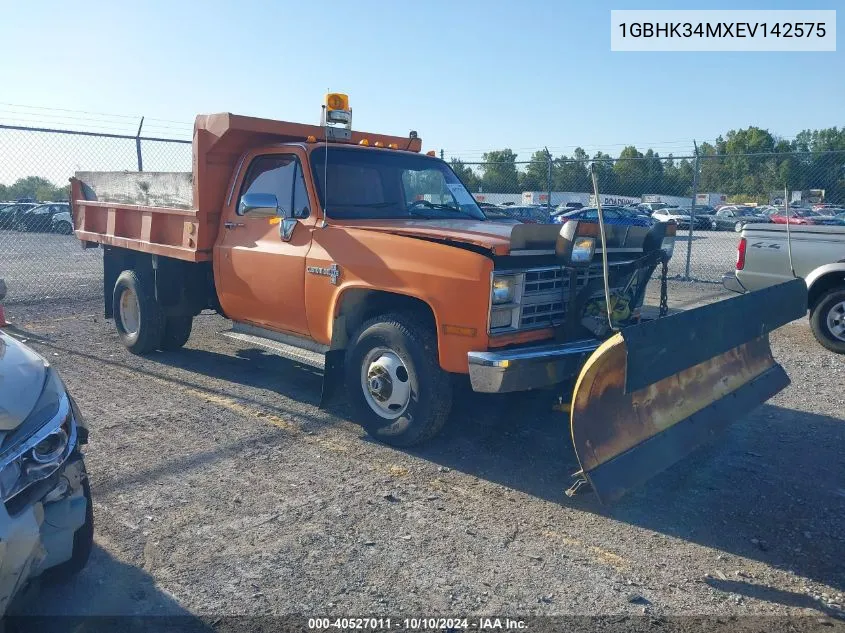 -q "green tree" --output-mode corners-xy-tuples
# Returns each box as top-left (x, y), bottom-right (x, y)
(519, 150), (551, 192)
(449, 159), (480, 192)
(612, 146), (646, 196)
(554, 148), (591, 192)
(480, 149), (520, 193)
(3, 176), (68, 201)
(591, 152), (617, 195)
